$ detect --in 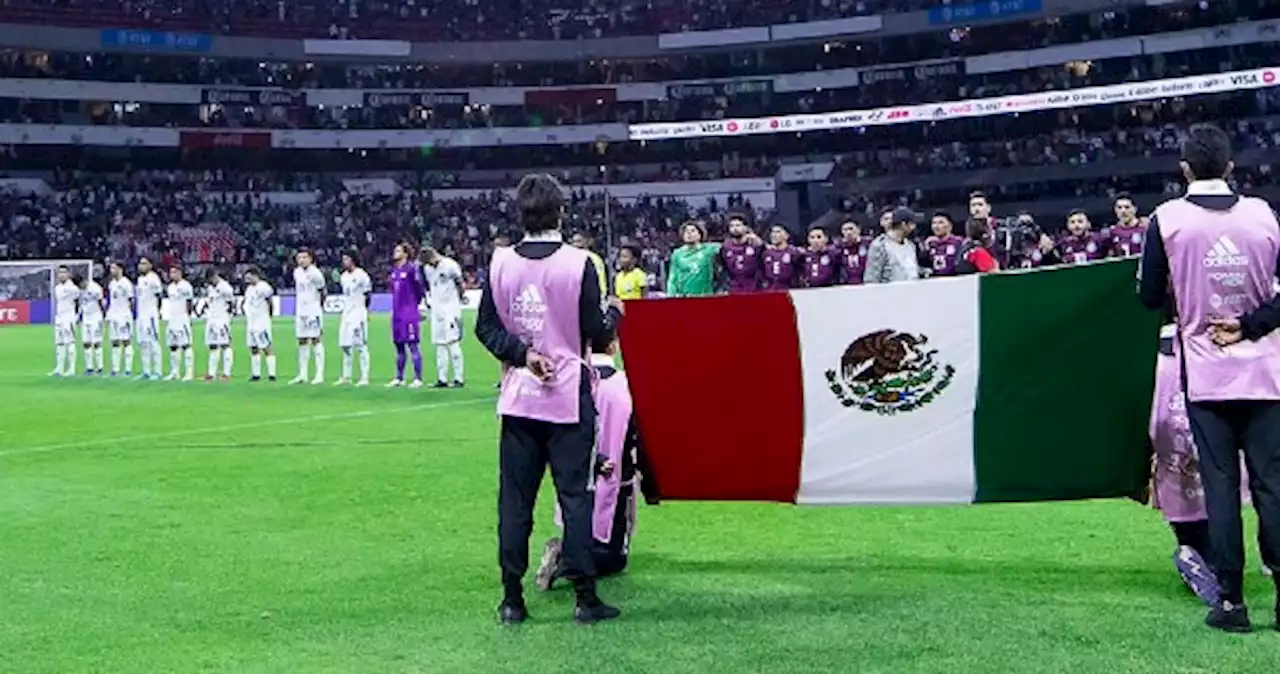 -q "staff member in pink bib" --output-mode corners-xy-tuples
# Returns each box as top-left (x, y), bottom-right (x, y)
(475, 172), (623, 626)
(1138, 124), (1280, 633)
